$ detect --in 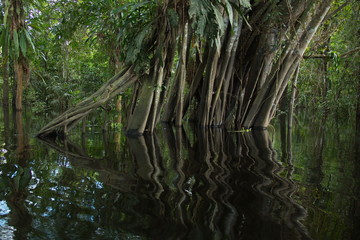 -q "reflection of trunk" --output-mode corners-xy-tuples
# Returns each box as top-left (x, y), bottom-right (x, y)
(244, 130), (309, 239)
(128, 136), (153, 180)
(15, 111), (24, 157)
(7, 110), (32, 239)
(37, 136), (137, 192)
(2, 105), (10, 145)
(39, 122), (311, 238)
(279, 88), (288, 162)
(309, 117), (326, 185)
(7, 190), (32, 239)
